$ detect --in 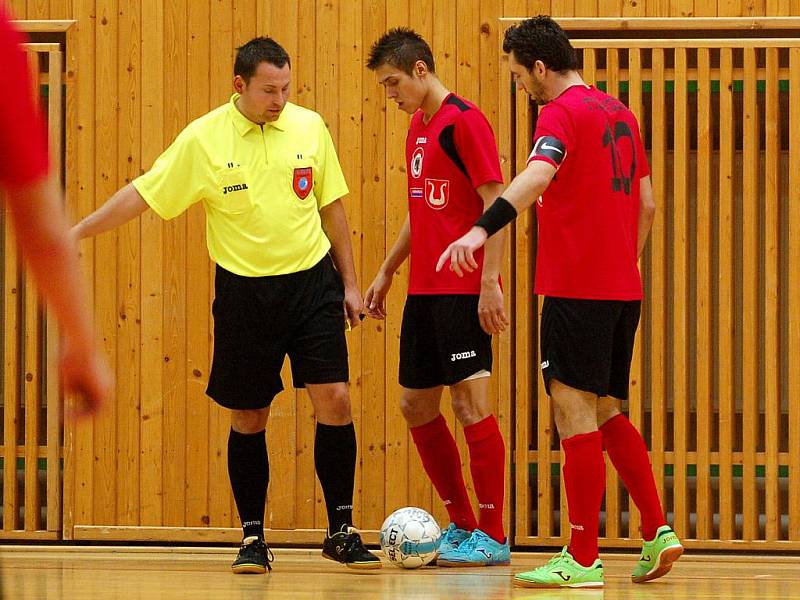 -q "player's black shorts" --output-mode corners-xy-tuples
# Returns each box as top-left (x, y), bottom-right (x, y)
(399, 295), (493, 389)
(206, 254), (349, 410)
(540, 296), (641, 400)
